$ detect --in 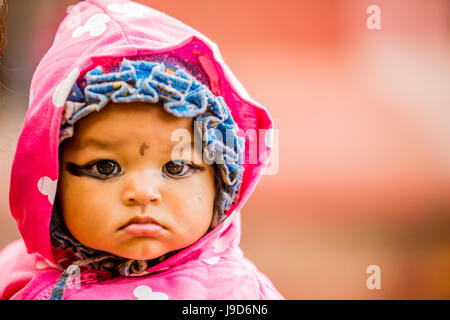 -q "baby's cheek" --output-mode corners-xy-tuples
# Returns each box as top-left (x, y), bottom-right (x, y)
(174, 192), (209, 217)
